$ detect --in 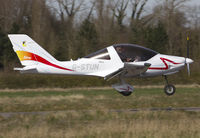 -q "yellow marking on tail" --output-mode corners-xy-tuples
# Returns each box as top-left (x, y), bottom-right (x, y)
(22, 41), (27, 47)
(16, 51), (33, 61)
